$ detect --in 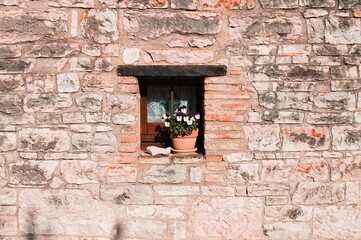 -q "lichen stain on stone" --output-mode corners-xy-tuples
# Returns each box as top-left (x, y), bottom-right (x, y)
(11, 164), (47, 184)
(0, 135), (6, 146)
(20, 137), (58, 151)
(268, 21), (293, 36)
(287, 66), (326, 80)
(47, 196), (63, 206)
(286, 208), (303, 220)
(114, 190), (130, 204)
(203, 0), (240, 8)
(289, 129), (325, 147)
(345, 131), (361, 144)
